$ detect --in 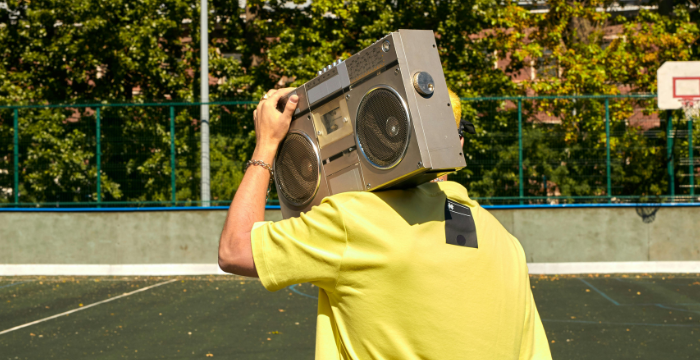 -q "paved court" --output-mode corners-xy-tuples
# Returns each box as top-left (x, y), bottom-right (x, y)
(533, 274), (700, 359)
(1, 274), (699, 359)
